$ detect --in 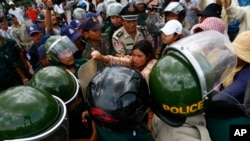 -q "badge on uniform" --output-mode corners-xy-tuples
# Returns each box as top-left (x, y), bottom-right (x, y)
(113, 41), (120, 47)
